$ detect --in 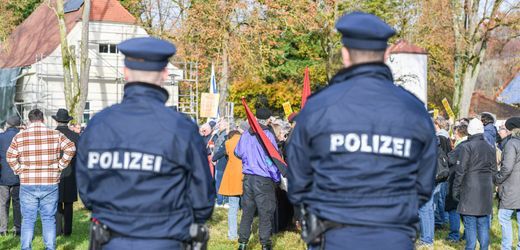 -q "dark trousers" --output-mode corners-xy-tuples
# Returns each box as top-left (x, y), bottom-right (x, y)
(215, 168), (227, 205)
(309, 226), (414, 250)
(274, 188), (294, 233)
(56, 202), (73, 235)
(239, 175), (277, 246)
(0, 185), (21, 233)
